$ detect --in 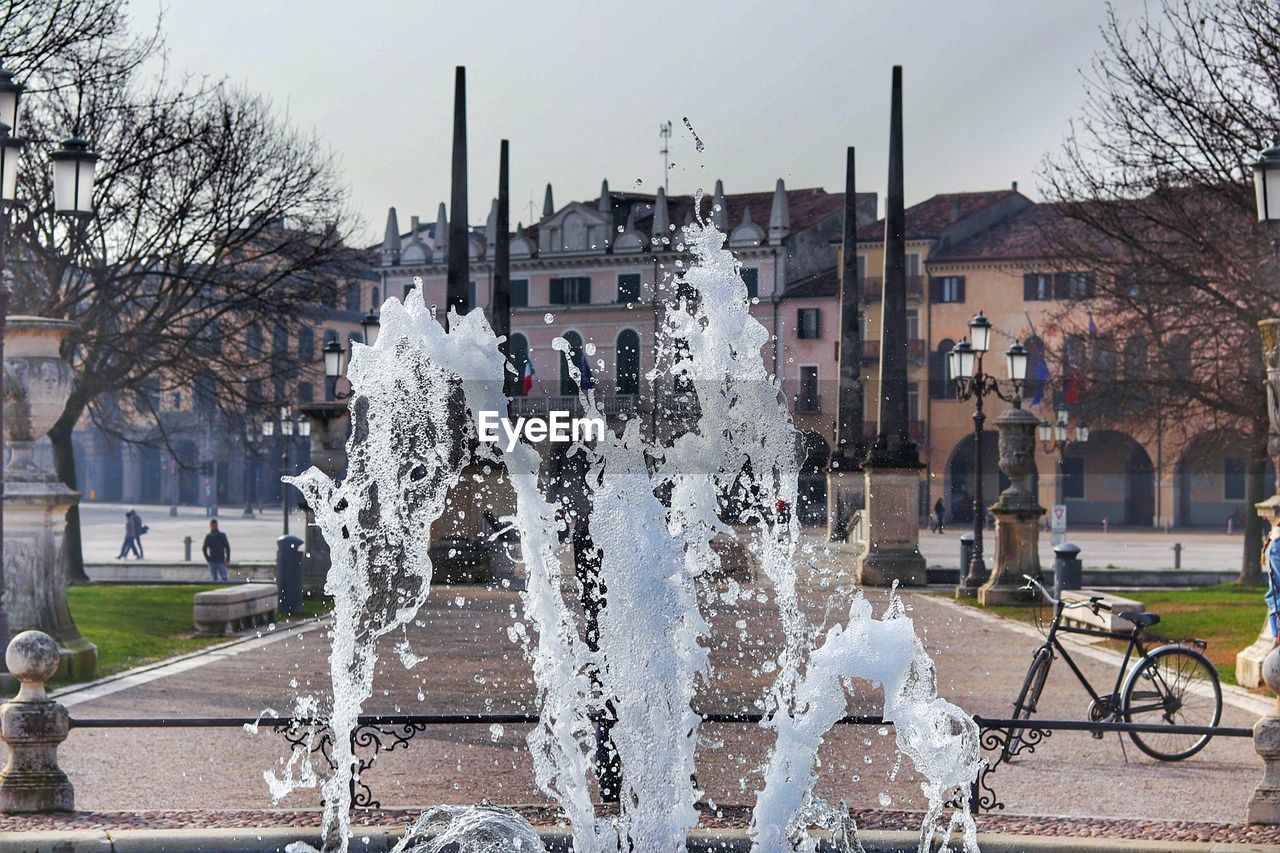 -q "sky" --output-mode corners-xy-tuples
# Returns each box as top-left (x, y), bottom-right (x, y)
(136, 0), (1149, 245)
